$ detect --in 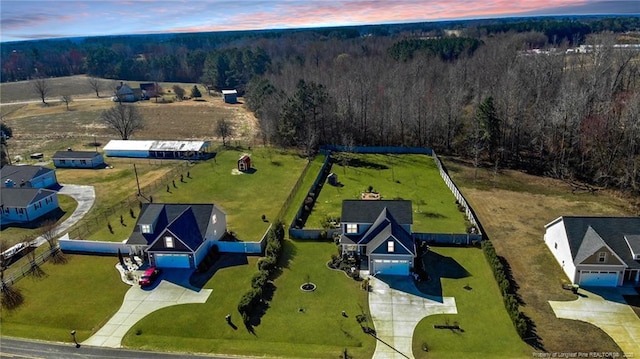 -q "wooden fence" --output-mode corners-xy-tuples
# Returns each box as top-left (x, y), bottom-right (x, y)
(1, 246), (58, 288)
